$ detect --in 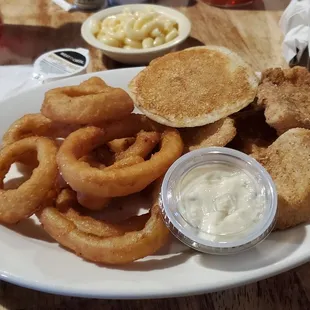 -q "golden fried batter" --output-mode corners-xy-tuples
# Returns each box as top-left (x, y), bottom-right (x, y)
(253, 128), (310, 230)
(41, 77), (134, 124)
(229, 109), (277, 155)
(107, 137), (135, 153)
(257, 66), (310, 135)
(180, 117), (236, 153)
